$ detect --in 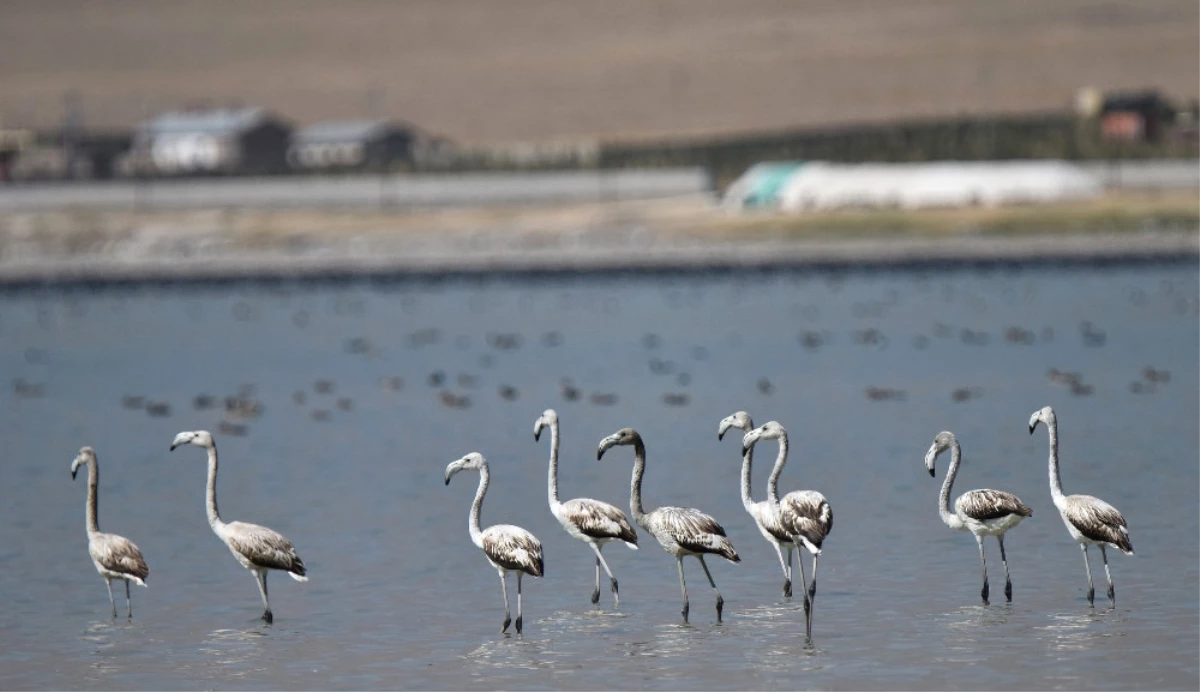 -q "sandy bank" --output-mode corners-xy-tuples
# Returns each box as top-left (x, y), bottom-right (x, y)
(0, 191), (1195, 286)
